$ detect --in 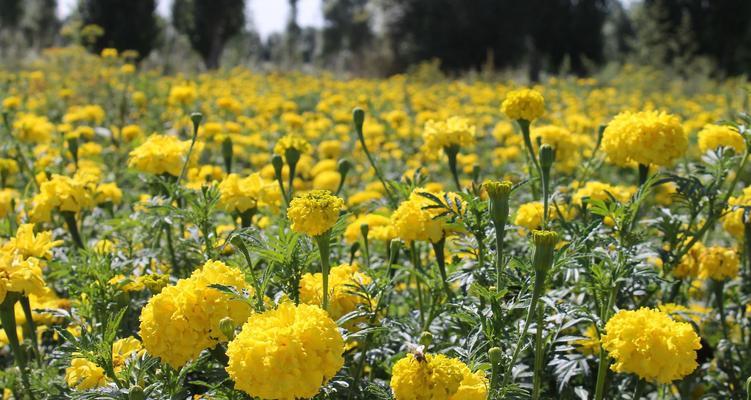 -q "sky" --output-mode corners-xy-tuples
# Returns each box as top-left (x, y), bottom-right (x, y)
(57, 0), (324, 40)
